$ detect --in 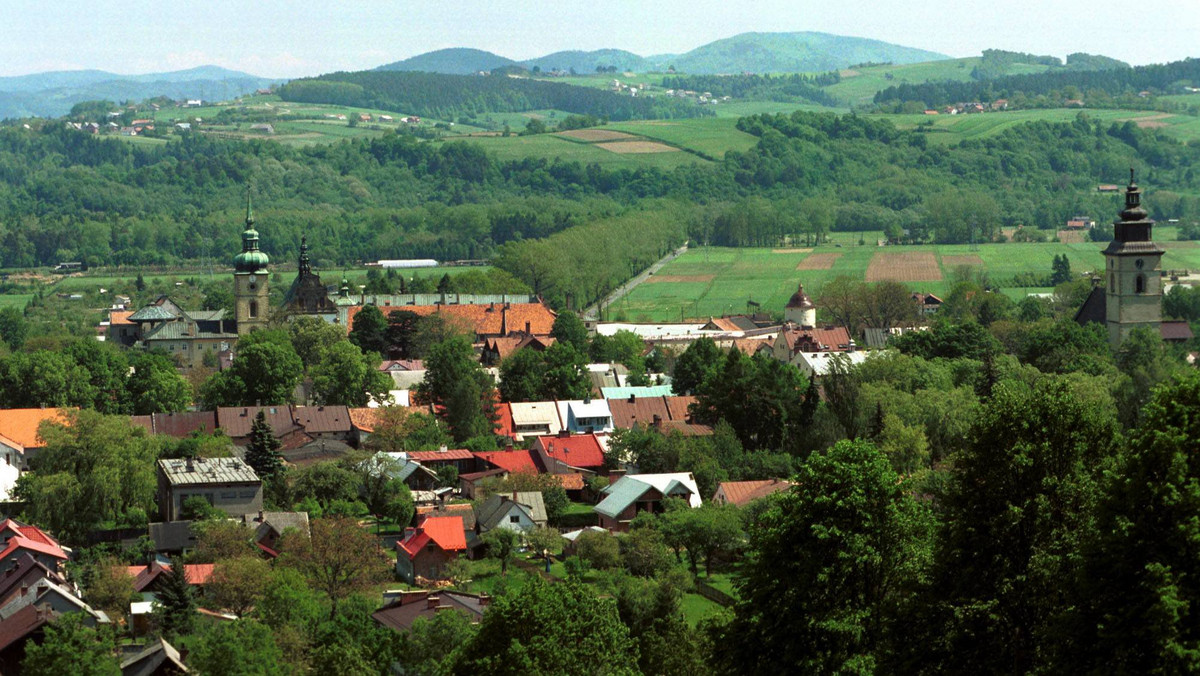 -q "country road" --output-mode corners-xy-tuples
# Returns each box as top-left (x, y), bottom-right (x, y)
(583, 242), (689, 321)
